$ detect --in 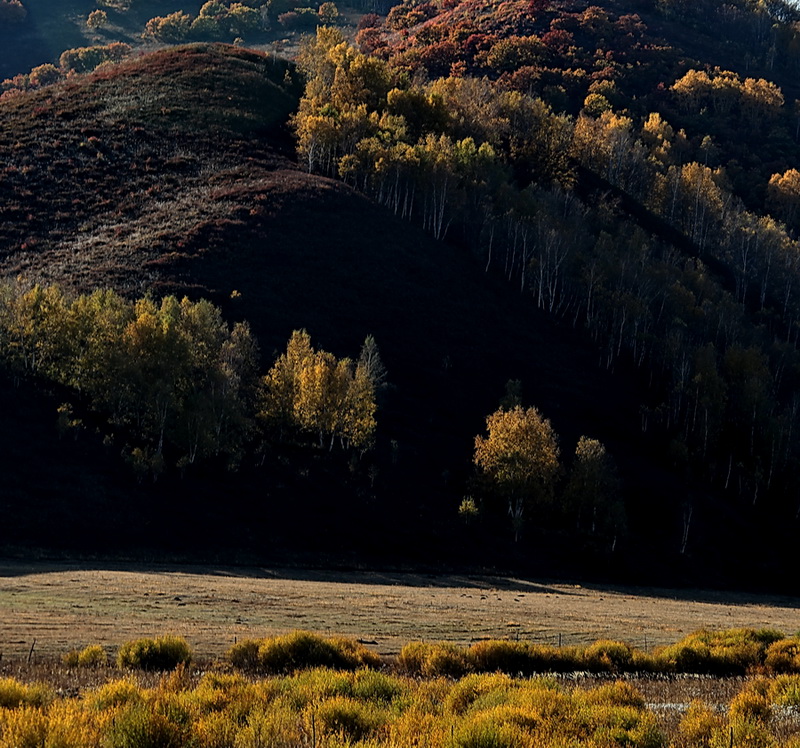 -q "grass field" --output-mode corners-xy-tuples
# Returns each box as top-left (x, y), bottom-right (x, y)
(1, 562), (799, 663)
